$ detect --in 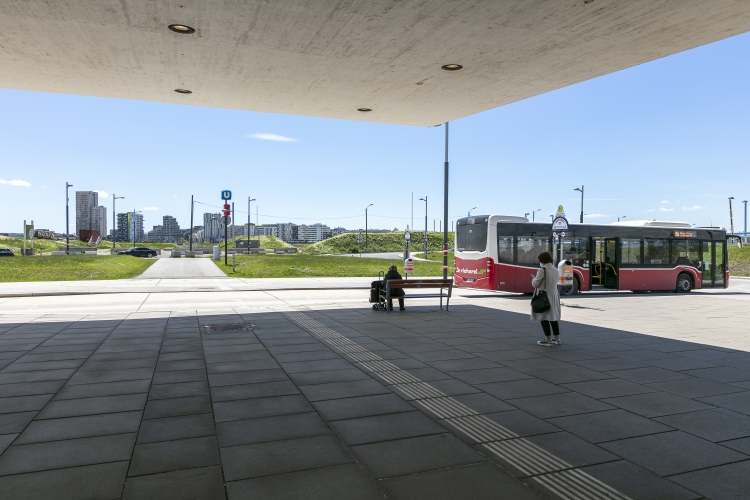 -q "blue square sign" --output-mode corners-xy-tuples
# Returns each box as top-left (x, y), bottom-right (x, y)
(221, 190), (232, 200)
